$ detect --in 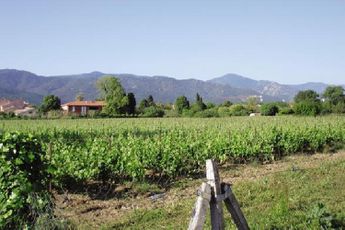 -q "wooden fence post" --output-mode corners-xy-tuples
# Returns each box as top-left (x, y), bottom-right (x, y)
(206, 159), (224, 230)
(221, 183), (249, 230)
(188, 182), (212, 230)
